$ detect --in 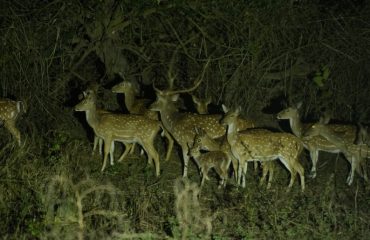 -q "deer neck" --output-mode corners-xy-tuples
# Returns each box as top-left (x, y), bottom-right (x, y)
(84, 106), (100, 130)
(288, 112), (304, 138)
(158, 106), (181, 133)
(225, 121), (239, 146)
(124, 91), (136, 112)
